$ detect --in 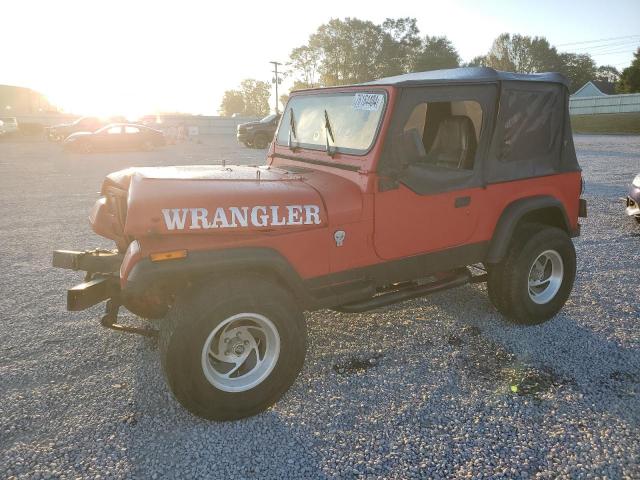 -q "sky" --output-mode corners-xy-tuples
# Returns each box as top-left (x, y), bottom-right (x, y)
(2, 0), (639, 117)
